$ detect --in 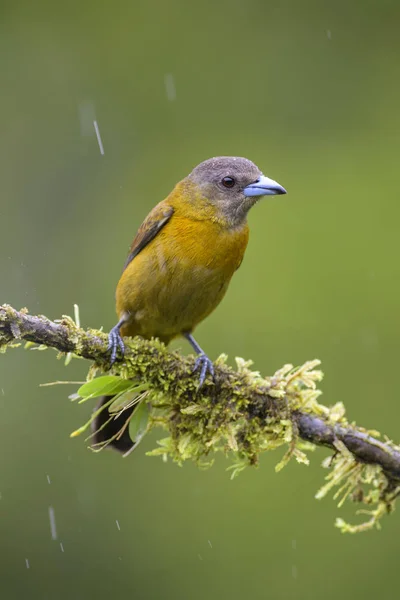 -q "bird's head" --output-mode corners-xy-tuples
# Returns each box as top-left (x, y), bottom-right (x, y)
(185, 156), (286, 226)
